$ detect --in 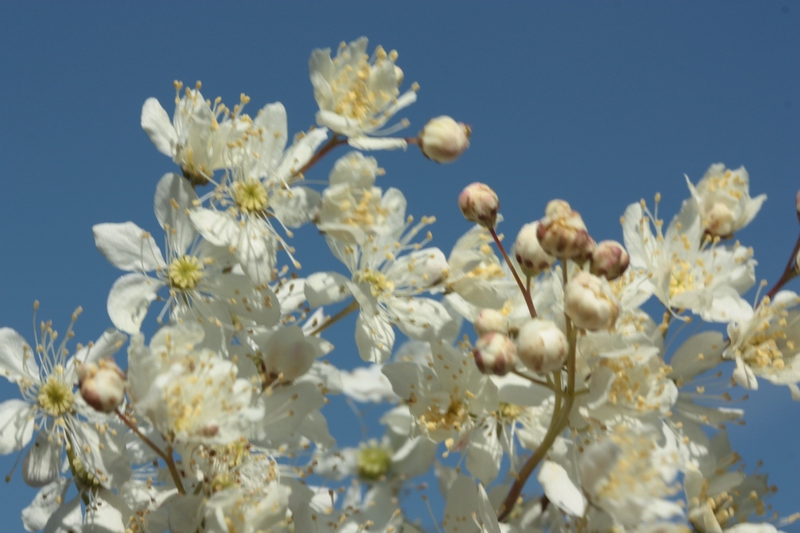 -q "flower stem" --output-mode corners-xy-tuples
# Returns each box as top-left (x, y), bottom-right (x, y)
(510, 369), (557, 393)
(290, 134), (348, 183)
(497, 264), (576, 522)
(116, 409), (186, 495)
(489, 227), (537, 319)
(762, 232), (800, 305)
(309, 298), (360, 337)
